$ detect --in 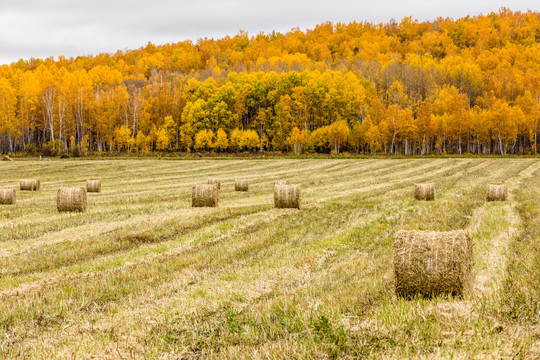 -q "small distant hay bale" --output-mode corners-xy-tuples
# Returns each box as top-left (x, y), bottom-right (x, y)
(57, 187), (87, 212)
(0, 189), (16, 205)
(87, 180), (102, 193)
(208, 178), (221, 190)
(274, 184), (301, 209)
(414, 183), (435, 201)
(394, 230), (473, 298)
(235, 179), (249, 192)
(192, 184), (219, 207)
(20, 179), (40, 191)
(486, 184), (507, 201)
(2, 155), (13, 161)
